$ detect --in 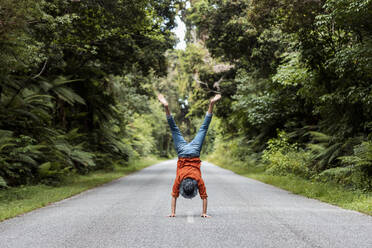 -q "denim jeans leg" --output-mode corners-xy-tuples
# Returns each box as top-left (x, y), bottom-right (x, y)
(189, 112), (213, 154)
(166, 115), (187, 154)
